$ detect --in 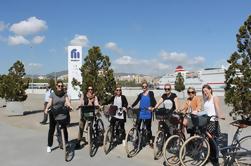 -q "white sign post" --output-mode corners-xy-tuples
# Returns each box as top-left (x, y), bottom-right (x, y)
(68, 46), (83, 100)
